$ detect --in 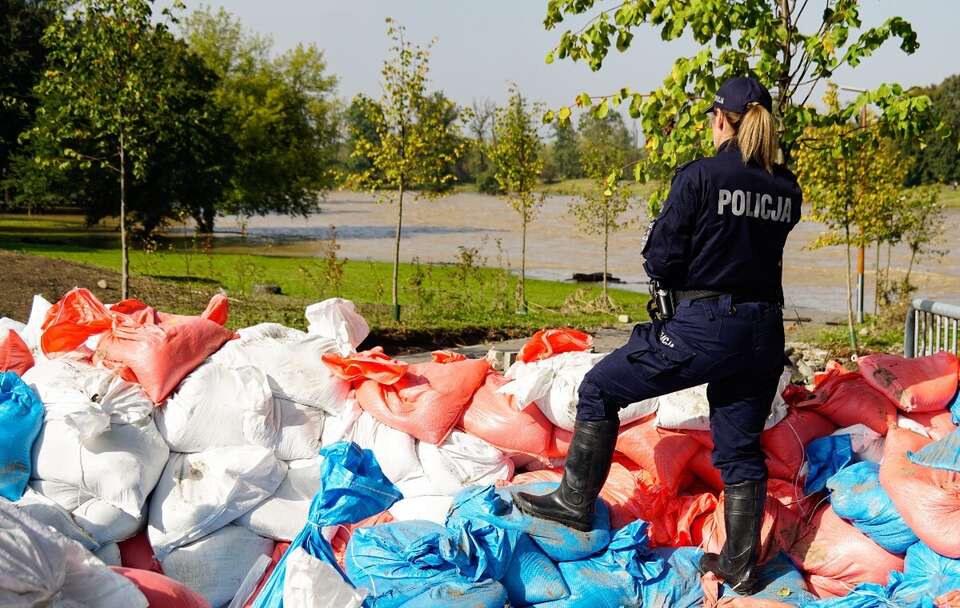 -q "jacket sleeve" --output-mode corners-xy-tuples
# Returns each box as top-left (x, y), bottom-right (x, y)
(641, 167), (700, 287)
